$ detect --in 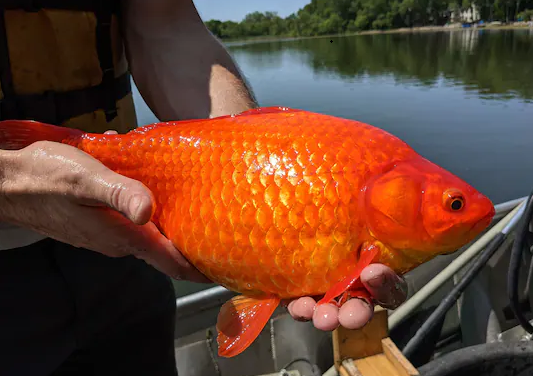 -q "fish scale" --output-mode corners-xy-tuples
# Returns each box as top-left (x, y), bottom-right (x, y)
(77, 110), (413, 297)
(0, 106), (495, 357)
